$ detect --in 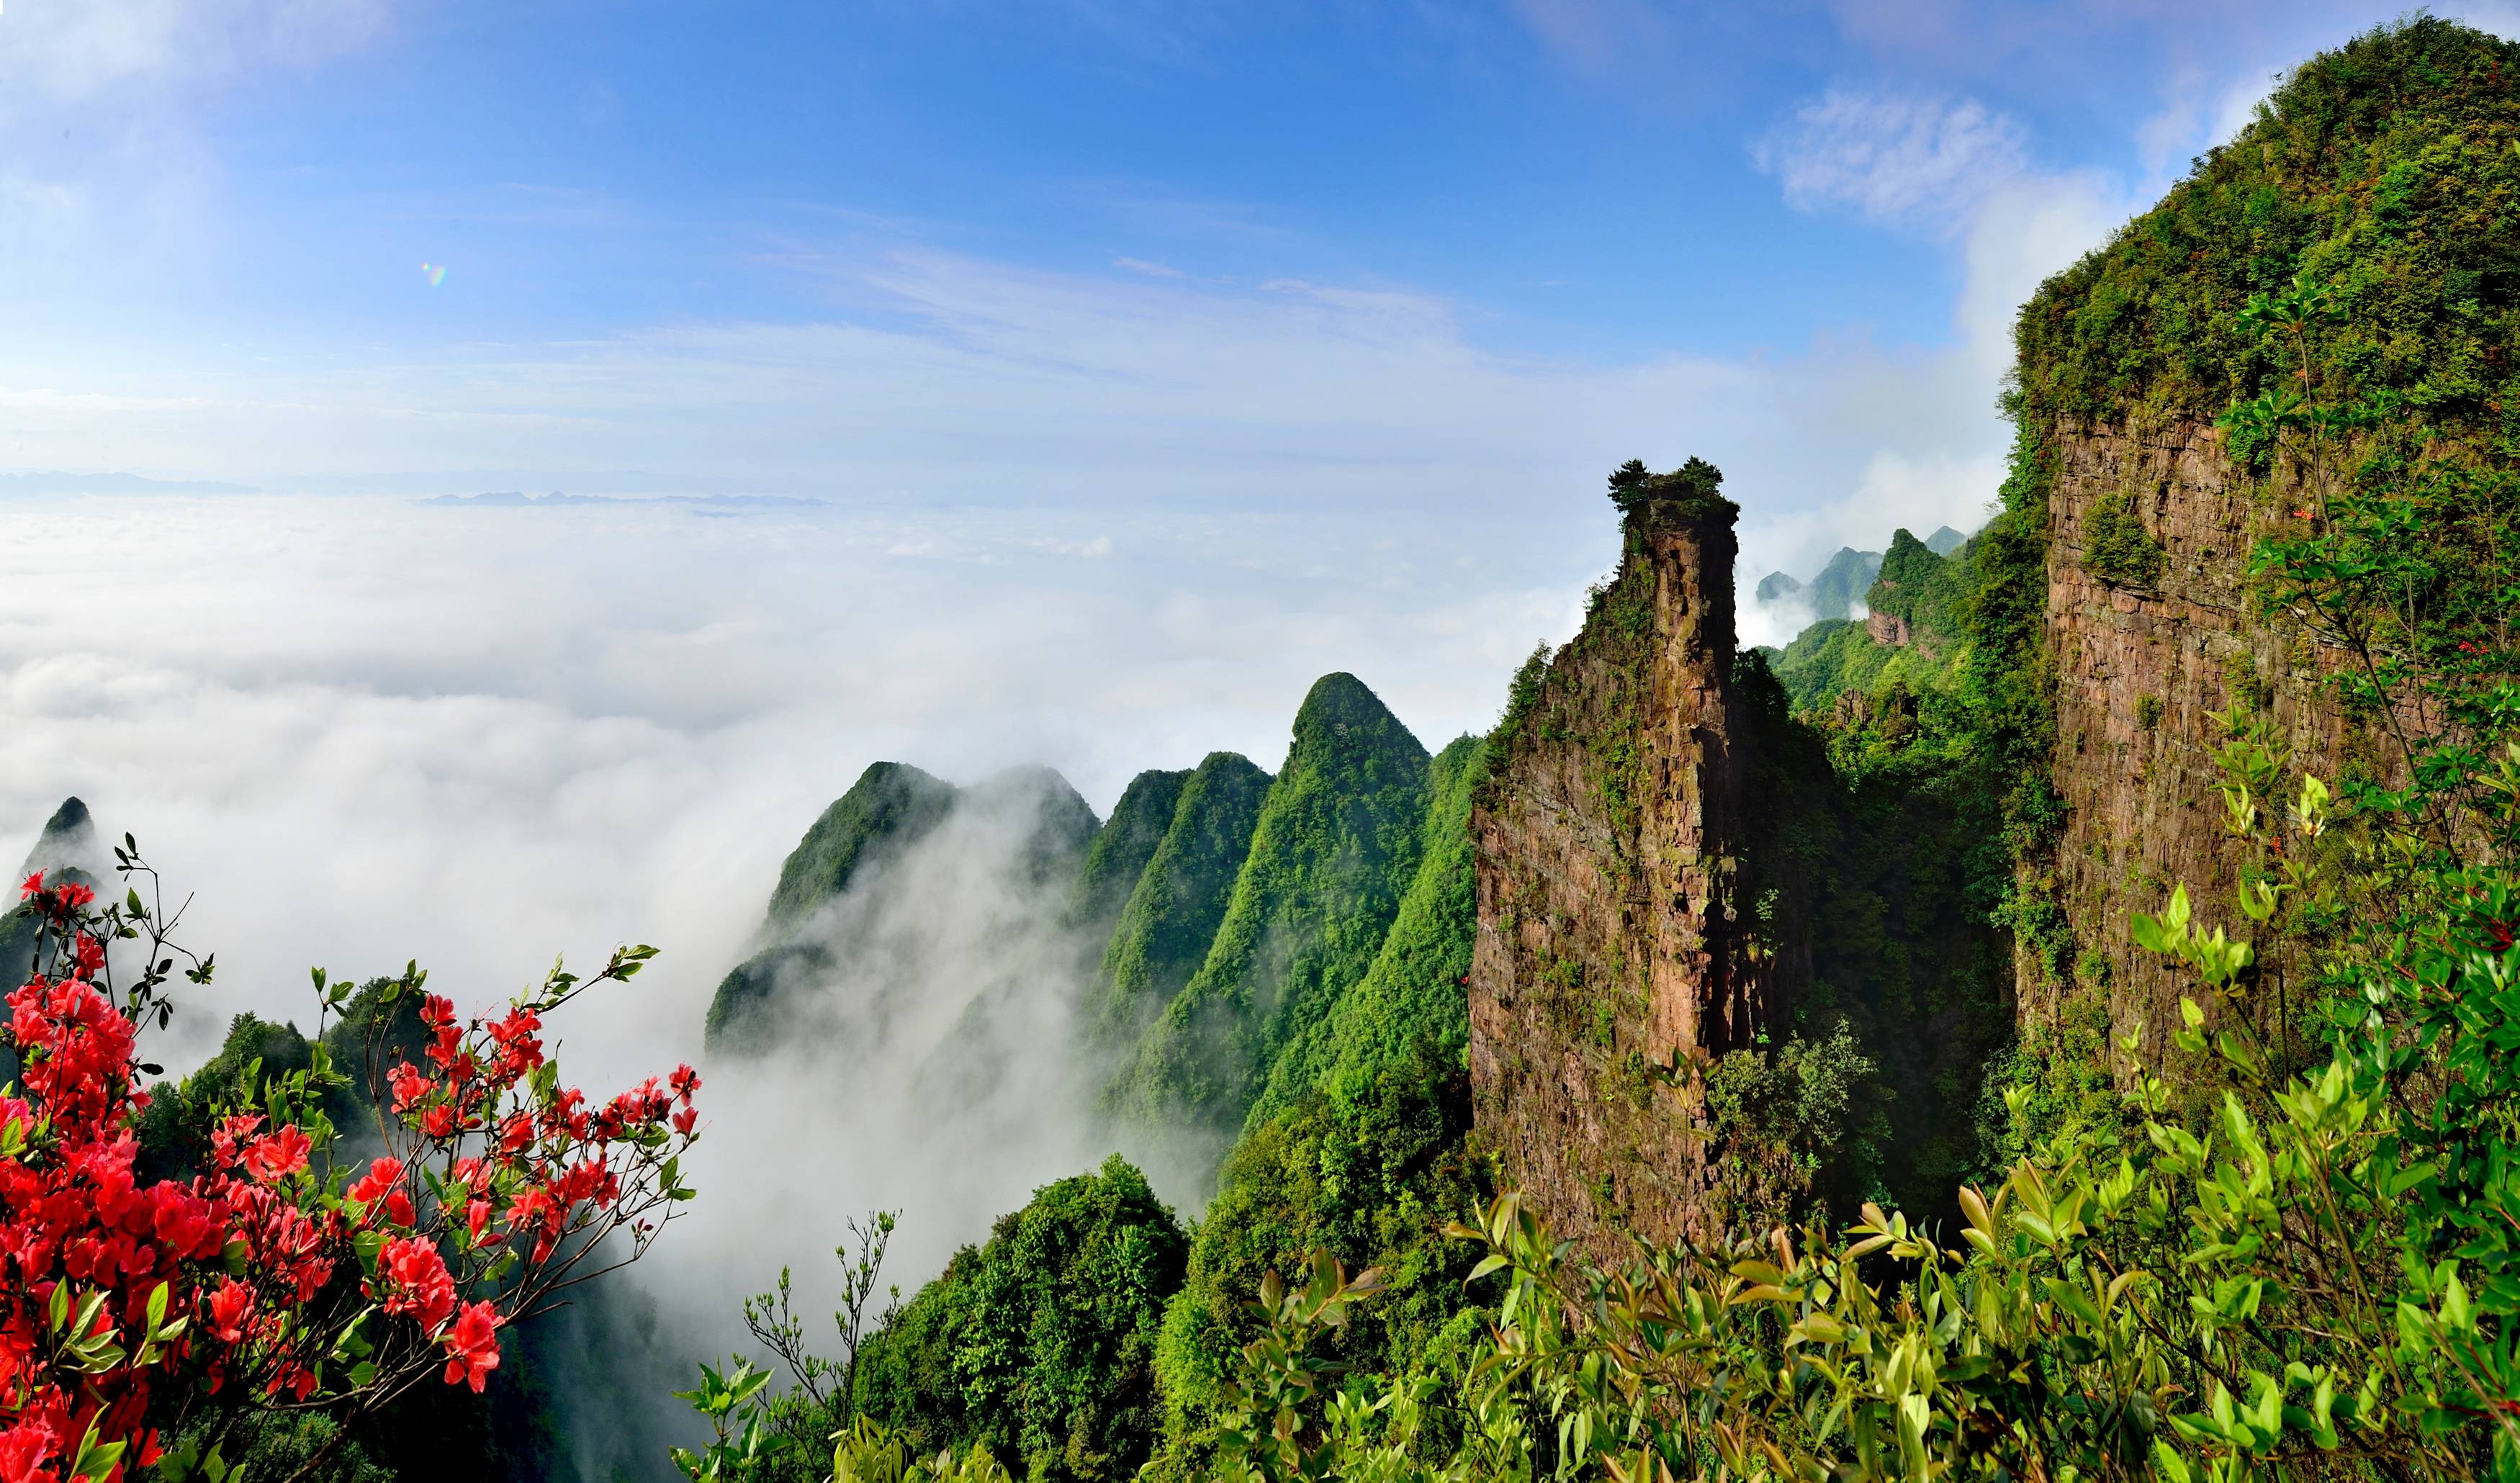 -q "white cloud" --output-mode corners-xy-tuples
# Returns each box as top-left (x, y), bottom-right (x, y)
(0, 0), (387, 109)
(1753, 89), (2030, 230)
